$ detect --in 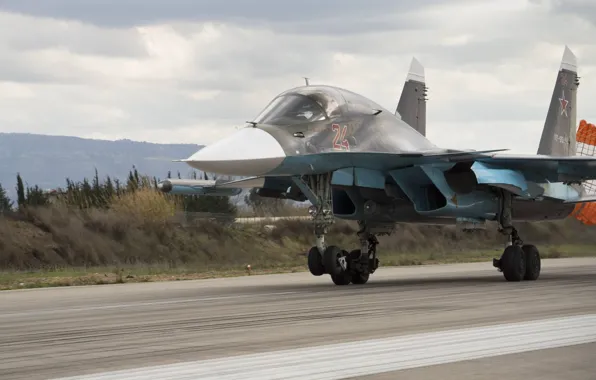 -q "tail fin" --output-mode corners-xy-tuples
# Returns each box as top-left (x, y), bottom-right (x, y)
(396, 57), (427, 136)
(537, 45), (580, 156)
